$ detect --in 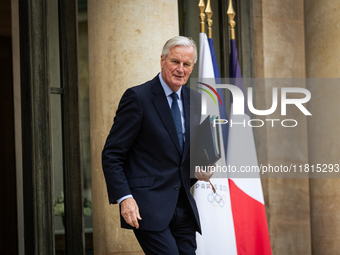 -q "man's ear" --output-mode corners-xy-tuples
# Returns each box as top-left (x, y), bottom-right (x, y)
(189, 63), (195, 73)
(160, 55), (164, 69)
